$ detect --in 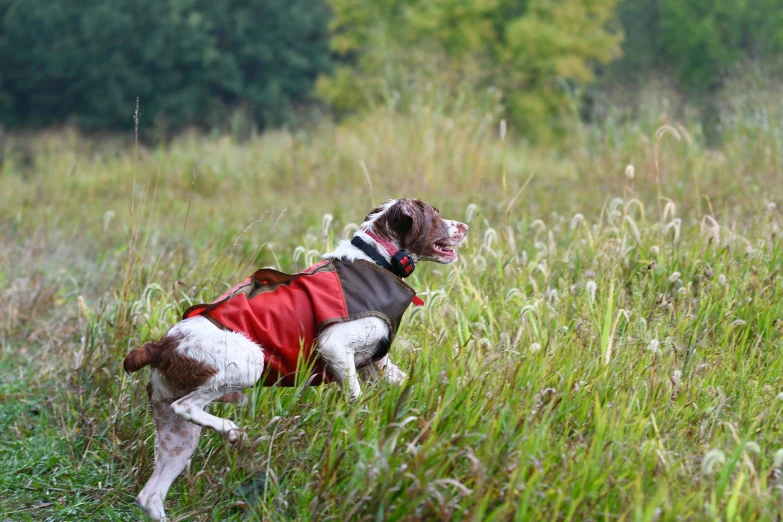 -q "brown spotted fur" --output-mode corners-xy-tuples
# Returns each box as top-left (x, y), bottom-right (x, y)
(123, 332), (218, 390)
(367, 199), (449, 258)
(367, 199), (451, 259)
